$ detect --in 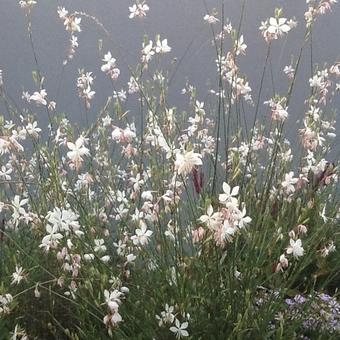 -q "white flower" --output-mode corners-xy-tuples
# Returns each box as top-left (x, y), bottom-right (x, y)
(170, 319), (189, 339)
(46, 207), (81, 234)
(30, 89), (47, 106)
(199, 205), (221, 230)
(126, 253), (136, 263)
(40, 224), (63, 251)
(142, 40), (155, 64)
(236, 206), (252, 228)
(57, 7), (68, 19)
(129, 2), (149, 19)
(281, 172), (298, 195)
(286, 239), (304, 258)
(11, 266), (26, 285)
(219, 182), (239, 205)
(235, 35), (247, 55)
(155, 38), (171, 54)
(175, 150), (202, 176)
(26, 121), (41, 138)
(268, 17), (291, 36)
(94, 239), (107, 253)
(203, 14), (219, 24)
(11, 195), (28, 226)
(0, 166), (12, 181)
(156, 304), (175, 326)
(67, 137), (90, 167)
(131, 221), (153, 246)
(19, 0), (37, 9)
